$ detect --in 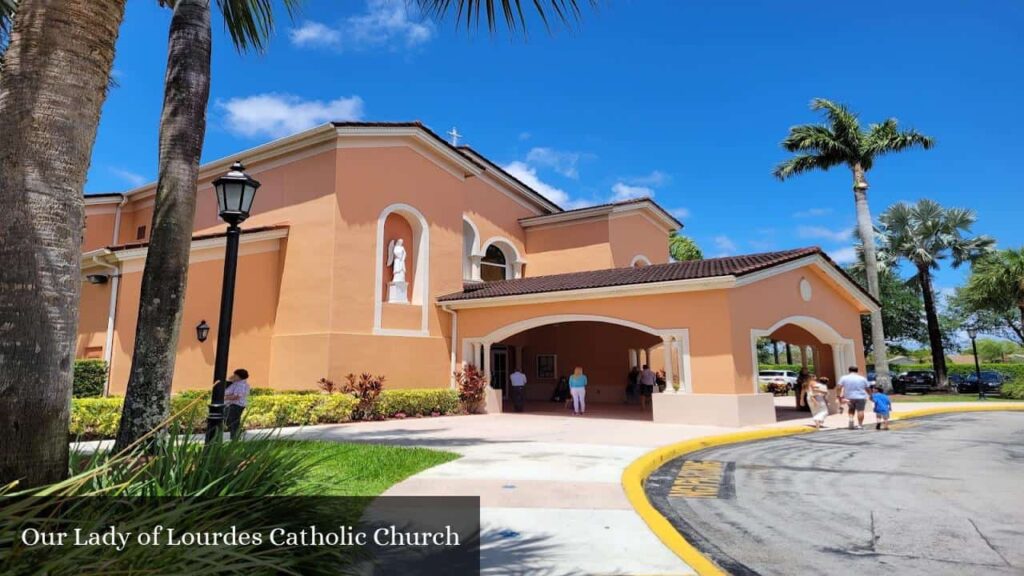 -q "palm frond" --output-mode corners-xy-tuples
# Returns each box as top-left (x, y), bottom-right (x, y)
(215, 0), (302, 53)
(864, 119), (934, 157)
(418, 0), (593, 34)
(780, 124), (853, 157)
(809, 98), (861, 150)
(772, 153), (843, 181)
